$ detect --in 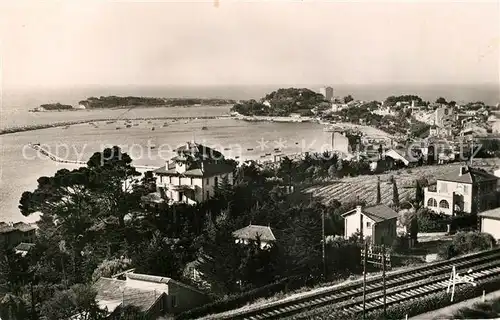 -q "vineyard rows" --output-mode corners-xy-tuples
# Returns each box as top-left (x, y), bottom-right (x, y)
(305, 160), (500, 206)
